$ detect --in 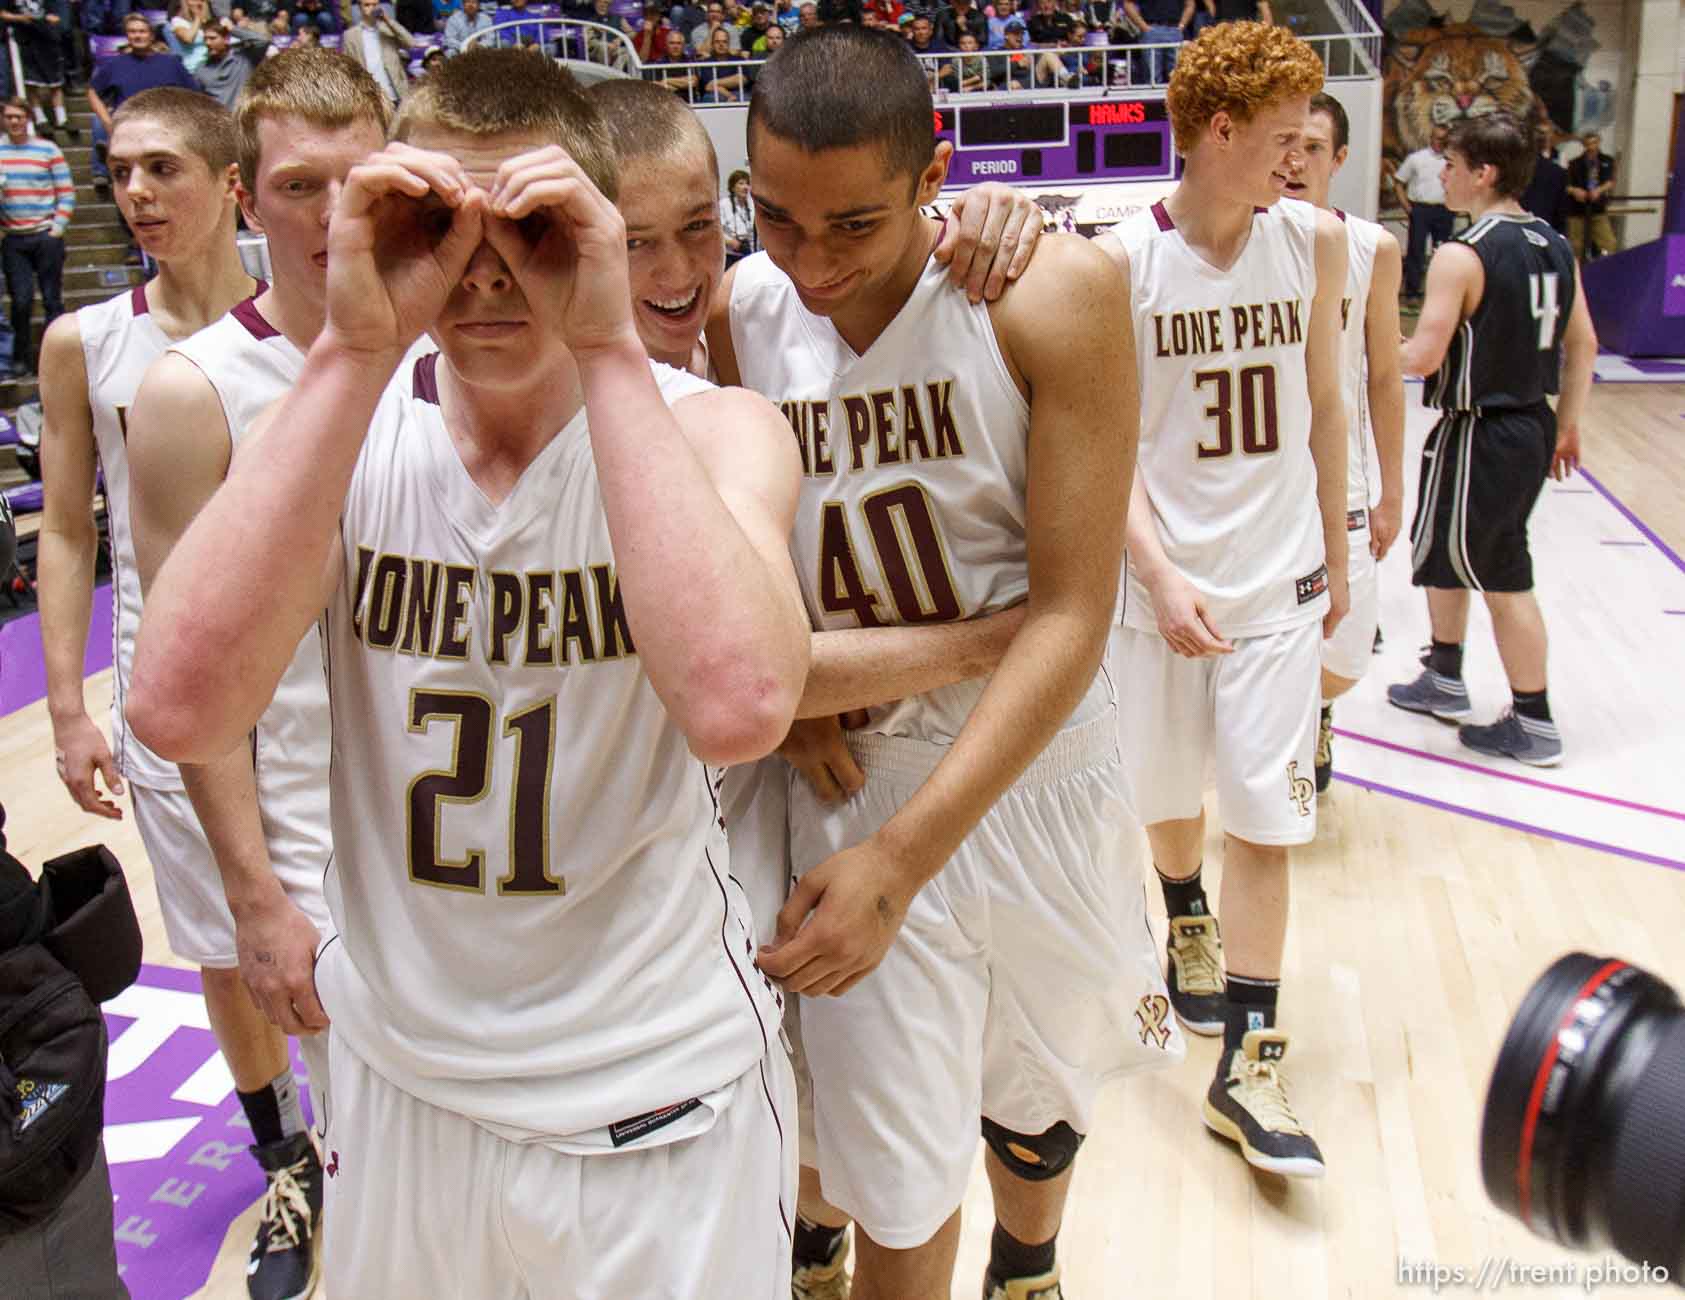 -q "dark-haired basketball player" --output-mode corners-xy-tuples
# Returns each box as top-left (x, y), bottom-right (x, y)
(1388, 111), (1596, 767)
(711, 26), (1178, 1300)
